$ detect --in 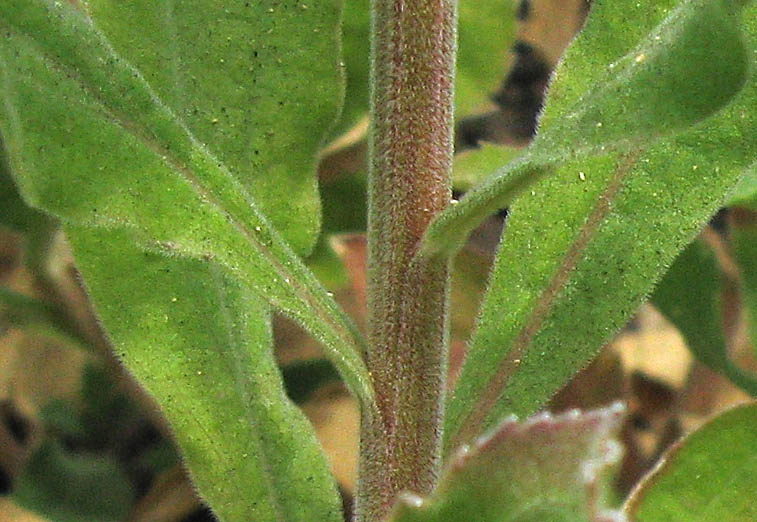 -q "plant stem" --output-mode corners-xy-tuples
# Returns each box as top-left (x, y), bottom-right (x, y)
(355, 0), (457, 519)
